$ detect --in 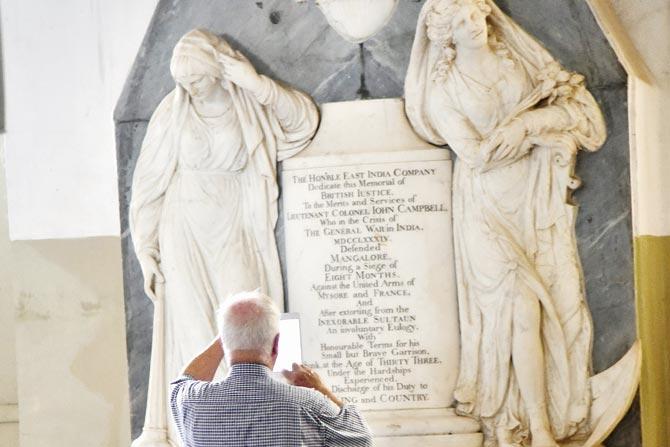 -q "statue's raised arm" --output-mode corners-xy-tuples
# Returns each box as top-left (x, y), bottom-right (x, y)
(129, 29), (318, 446)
